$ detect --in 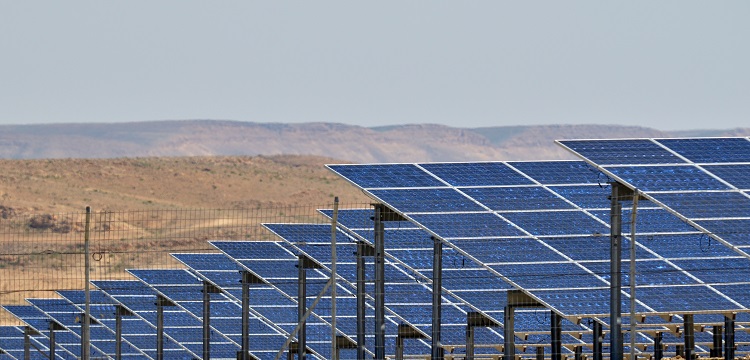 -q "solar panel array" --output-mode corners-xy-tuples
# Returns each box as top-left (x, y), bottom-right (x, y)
(2, 137), (750, 359)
